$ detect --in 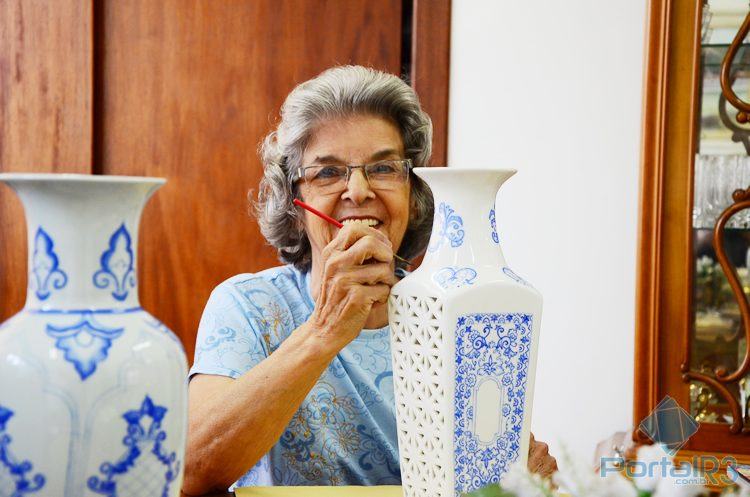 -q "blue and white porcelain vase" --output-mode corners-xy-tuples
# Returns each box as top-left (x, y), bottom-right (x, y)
(388, 168), (543, 497)
(0, 174), (188, 497)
